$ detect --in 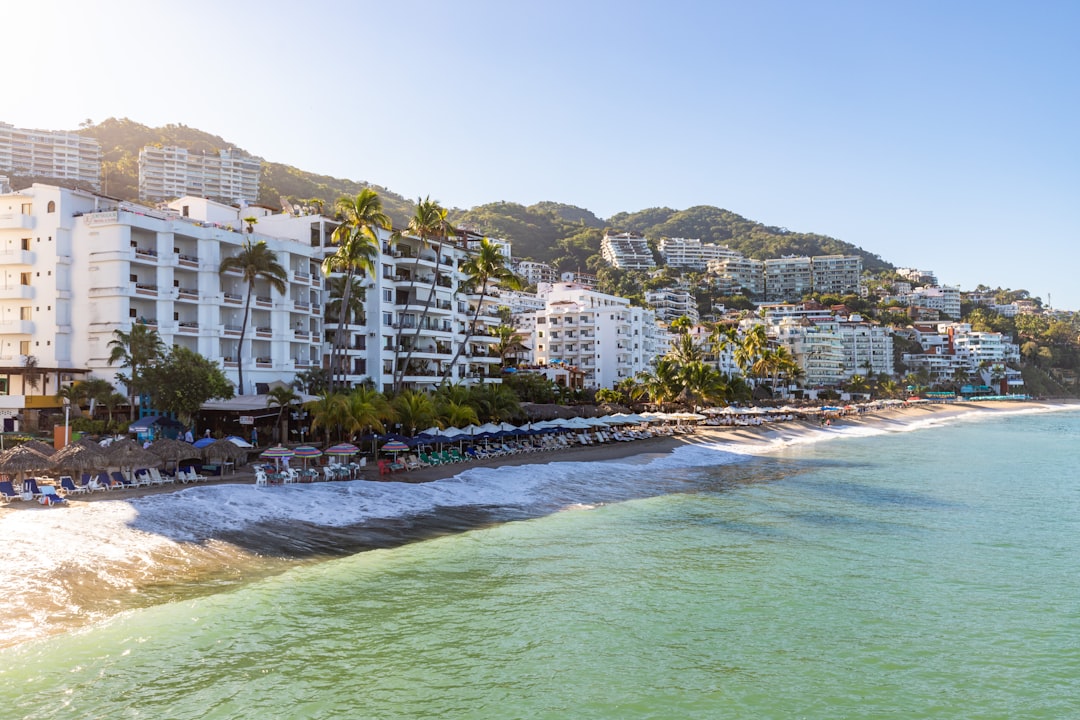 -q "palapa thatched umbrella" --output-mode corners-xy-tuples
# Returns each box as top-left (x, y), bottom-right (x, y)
(20, 440), (57, 457)
(147, 438), (202, 470)
(201, 438), (249, 463)
(50, 441), (108, 475)
(0, 444), (53, 485)
(104, 439), (162, 471)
